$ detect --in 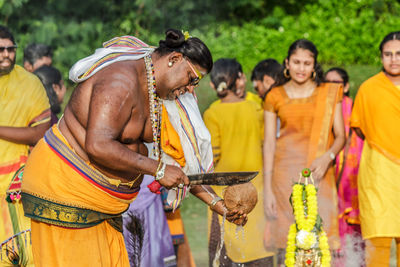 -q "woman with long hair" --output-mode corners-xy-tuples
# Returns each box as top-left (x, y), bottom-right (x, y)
(263, 39), (345, 265)
(34, 65), (66, 125)
(325, 67), (365, 265)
